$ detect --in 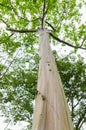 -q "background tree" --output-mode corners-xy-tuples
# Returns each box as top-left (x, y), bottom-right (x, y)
(0, 0), (86, 129)
(56, 53), (86, 130)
